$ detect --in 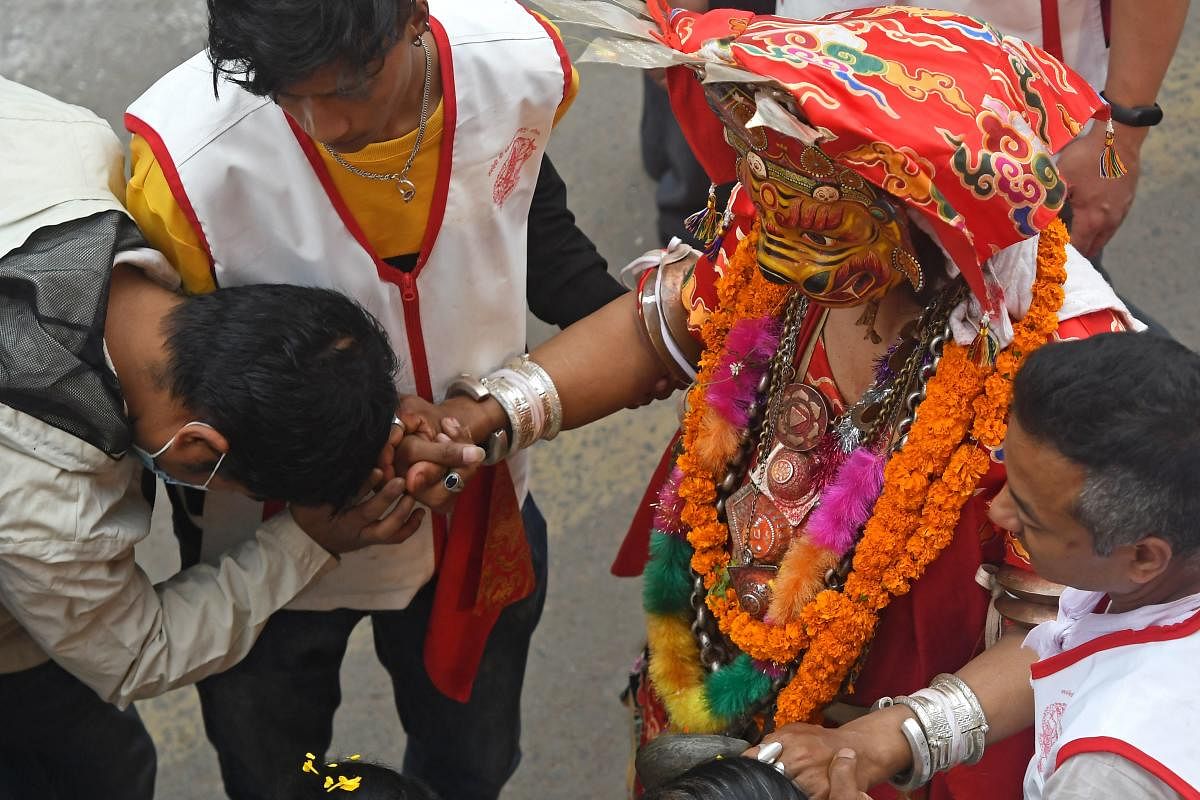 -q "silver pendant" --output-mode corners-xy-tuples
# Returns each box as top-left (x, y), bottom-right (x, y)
(397, 178), (417, 202)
